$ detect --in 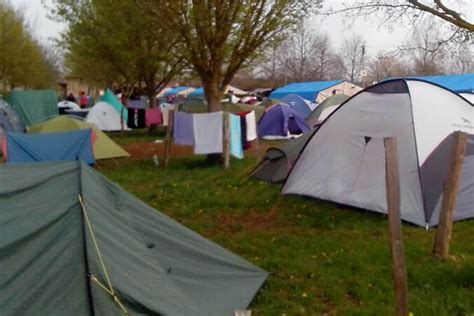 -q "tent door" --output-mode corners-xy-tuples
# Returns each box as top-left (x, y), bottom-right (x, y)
(346, 136), (387, 209)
